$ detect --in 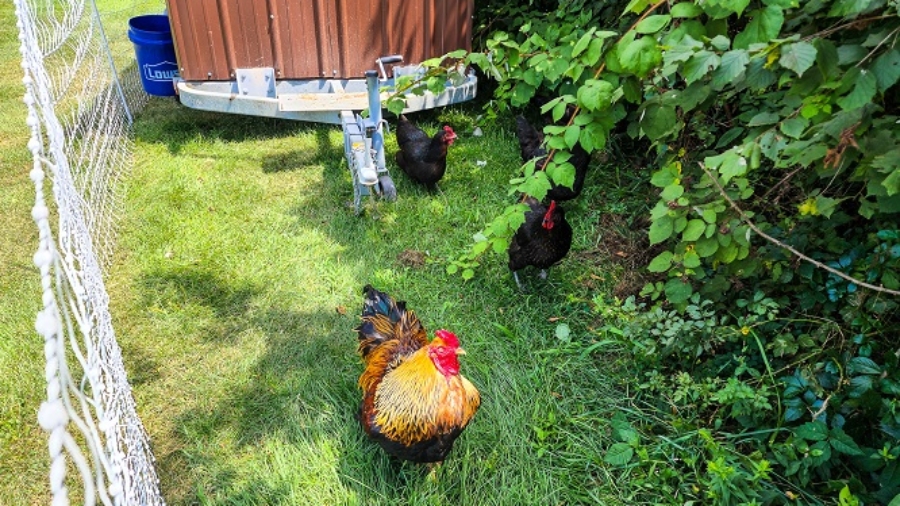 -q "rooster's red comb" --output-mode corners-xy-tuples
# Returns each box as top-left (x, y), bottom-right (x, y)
(434, 329), (459, 348)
